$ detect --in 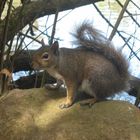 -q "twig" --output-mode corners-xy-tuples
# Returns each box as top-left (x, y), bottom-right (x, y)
(120, 36), (131, 51)
(93, 3), (140, 61)
(32, 25), (63, 41)
(0, 0), (6, 19)
(24, 10), (73, 48)
(116, 0), (140, 28)
(0, 0), (13, 95)
(19, 32), (41, 44)
(49, 8), (59, 45)
(0, 0), (13, 69)
(109, 0), (130, 40)
(130, 0), (140, 10)
(123, 14), (140, 18)
(129, 18), (137, 60)
(119, 31), (140, 42)
(16, 27), (30, 52)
